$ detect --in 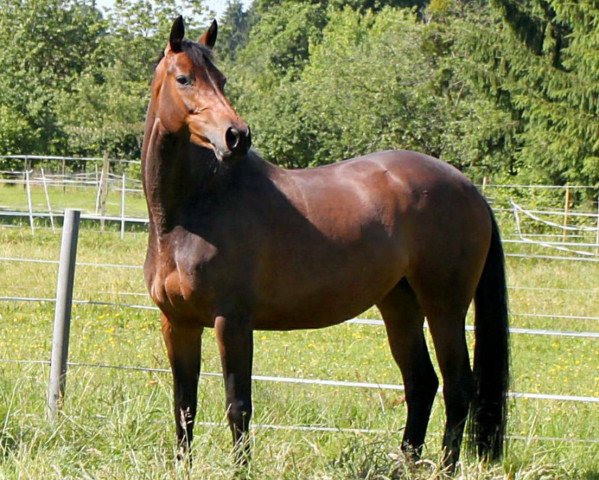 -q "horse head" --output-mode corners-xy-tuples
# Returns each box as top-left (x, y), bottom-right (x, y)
(152, 16), (251, 161)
